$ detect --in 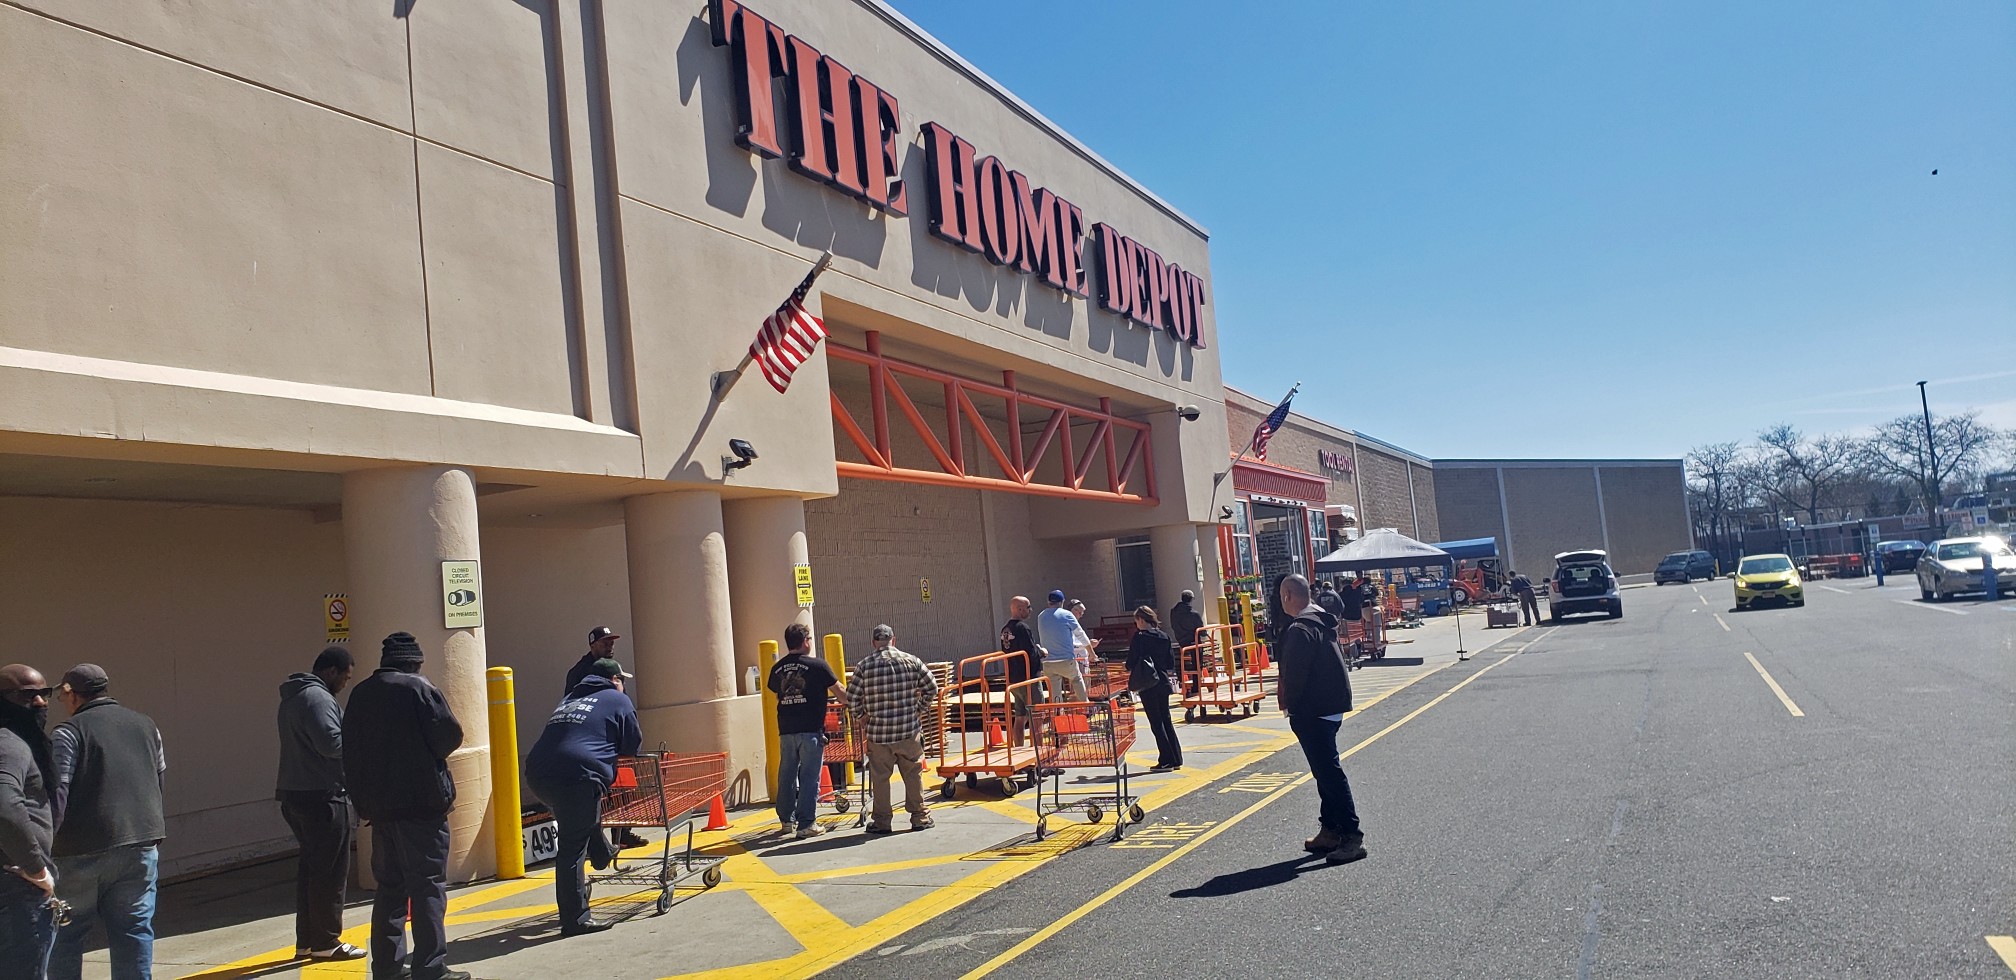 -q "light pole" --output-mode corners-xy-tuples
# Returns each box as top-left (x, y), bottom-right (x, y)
(1917, 381), (1940, 537)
